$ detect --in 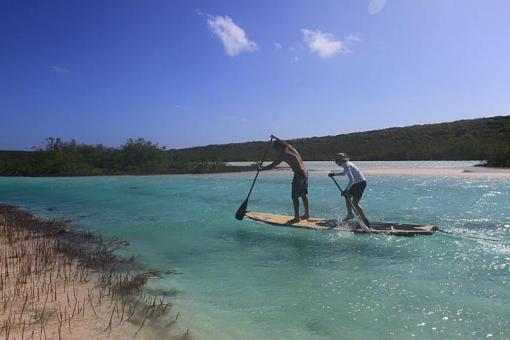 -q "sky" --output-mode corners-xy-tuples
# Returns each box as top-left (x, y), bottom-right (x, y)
(1, 0), (510, 150)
